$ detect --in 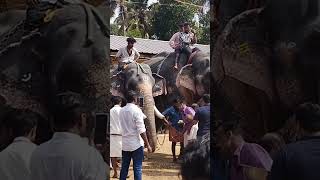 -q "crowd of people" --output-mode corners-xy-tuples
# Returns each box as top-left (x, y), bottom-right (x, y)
(213, 102), (320, 180)
(0, 92), (108, 180)
(110, 92), (211, 180)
